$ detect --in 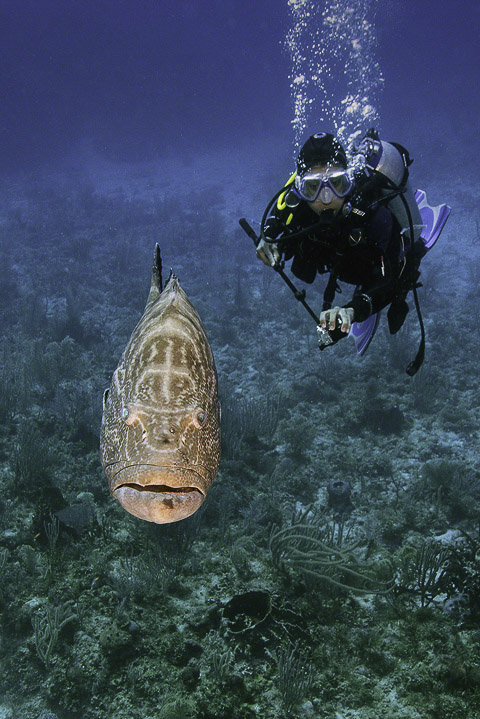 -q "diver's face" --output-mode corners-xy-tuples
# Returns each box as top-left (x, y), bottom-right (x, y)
(306, 164), (346, 216)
